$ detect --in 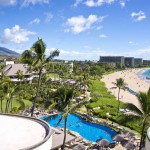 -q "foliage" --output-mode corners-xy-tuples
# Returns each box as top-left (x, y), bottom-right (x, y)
(127, 88), (150, 149)
(88, 80), (142, 133)
(20, 38), (59, 116)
